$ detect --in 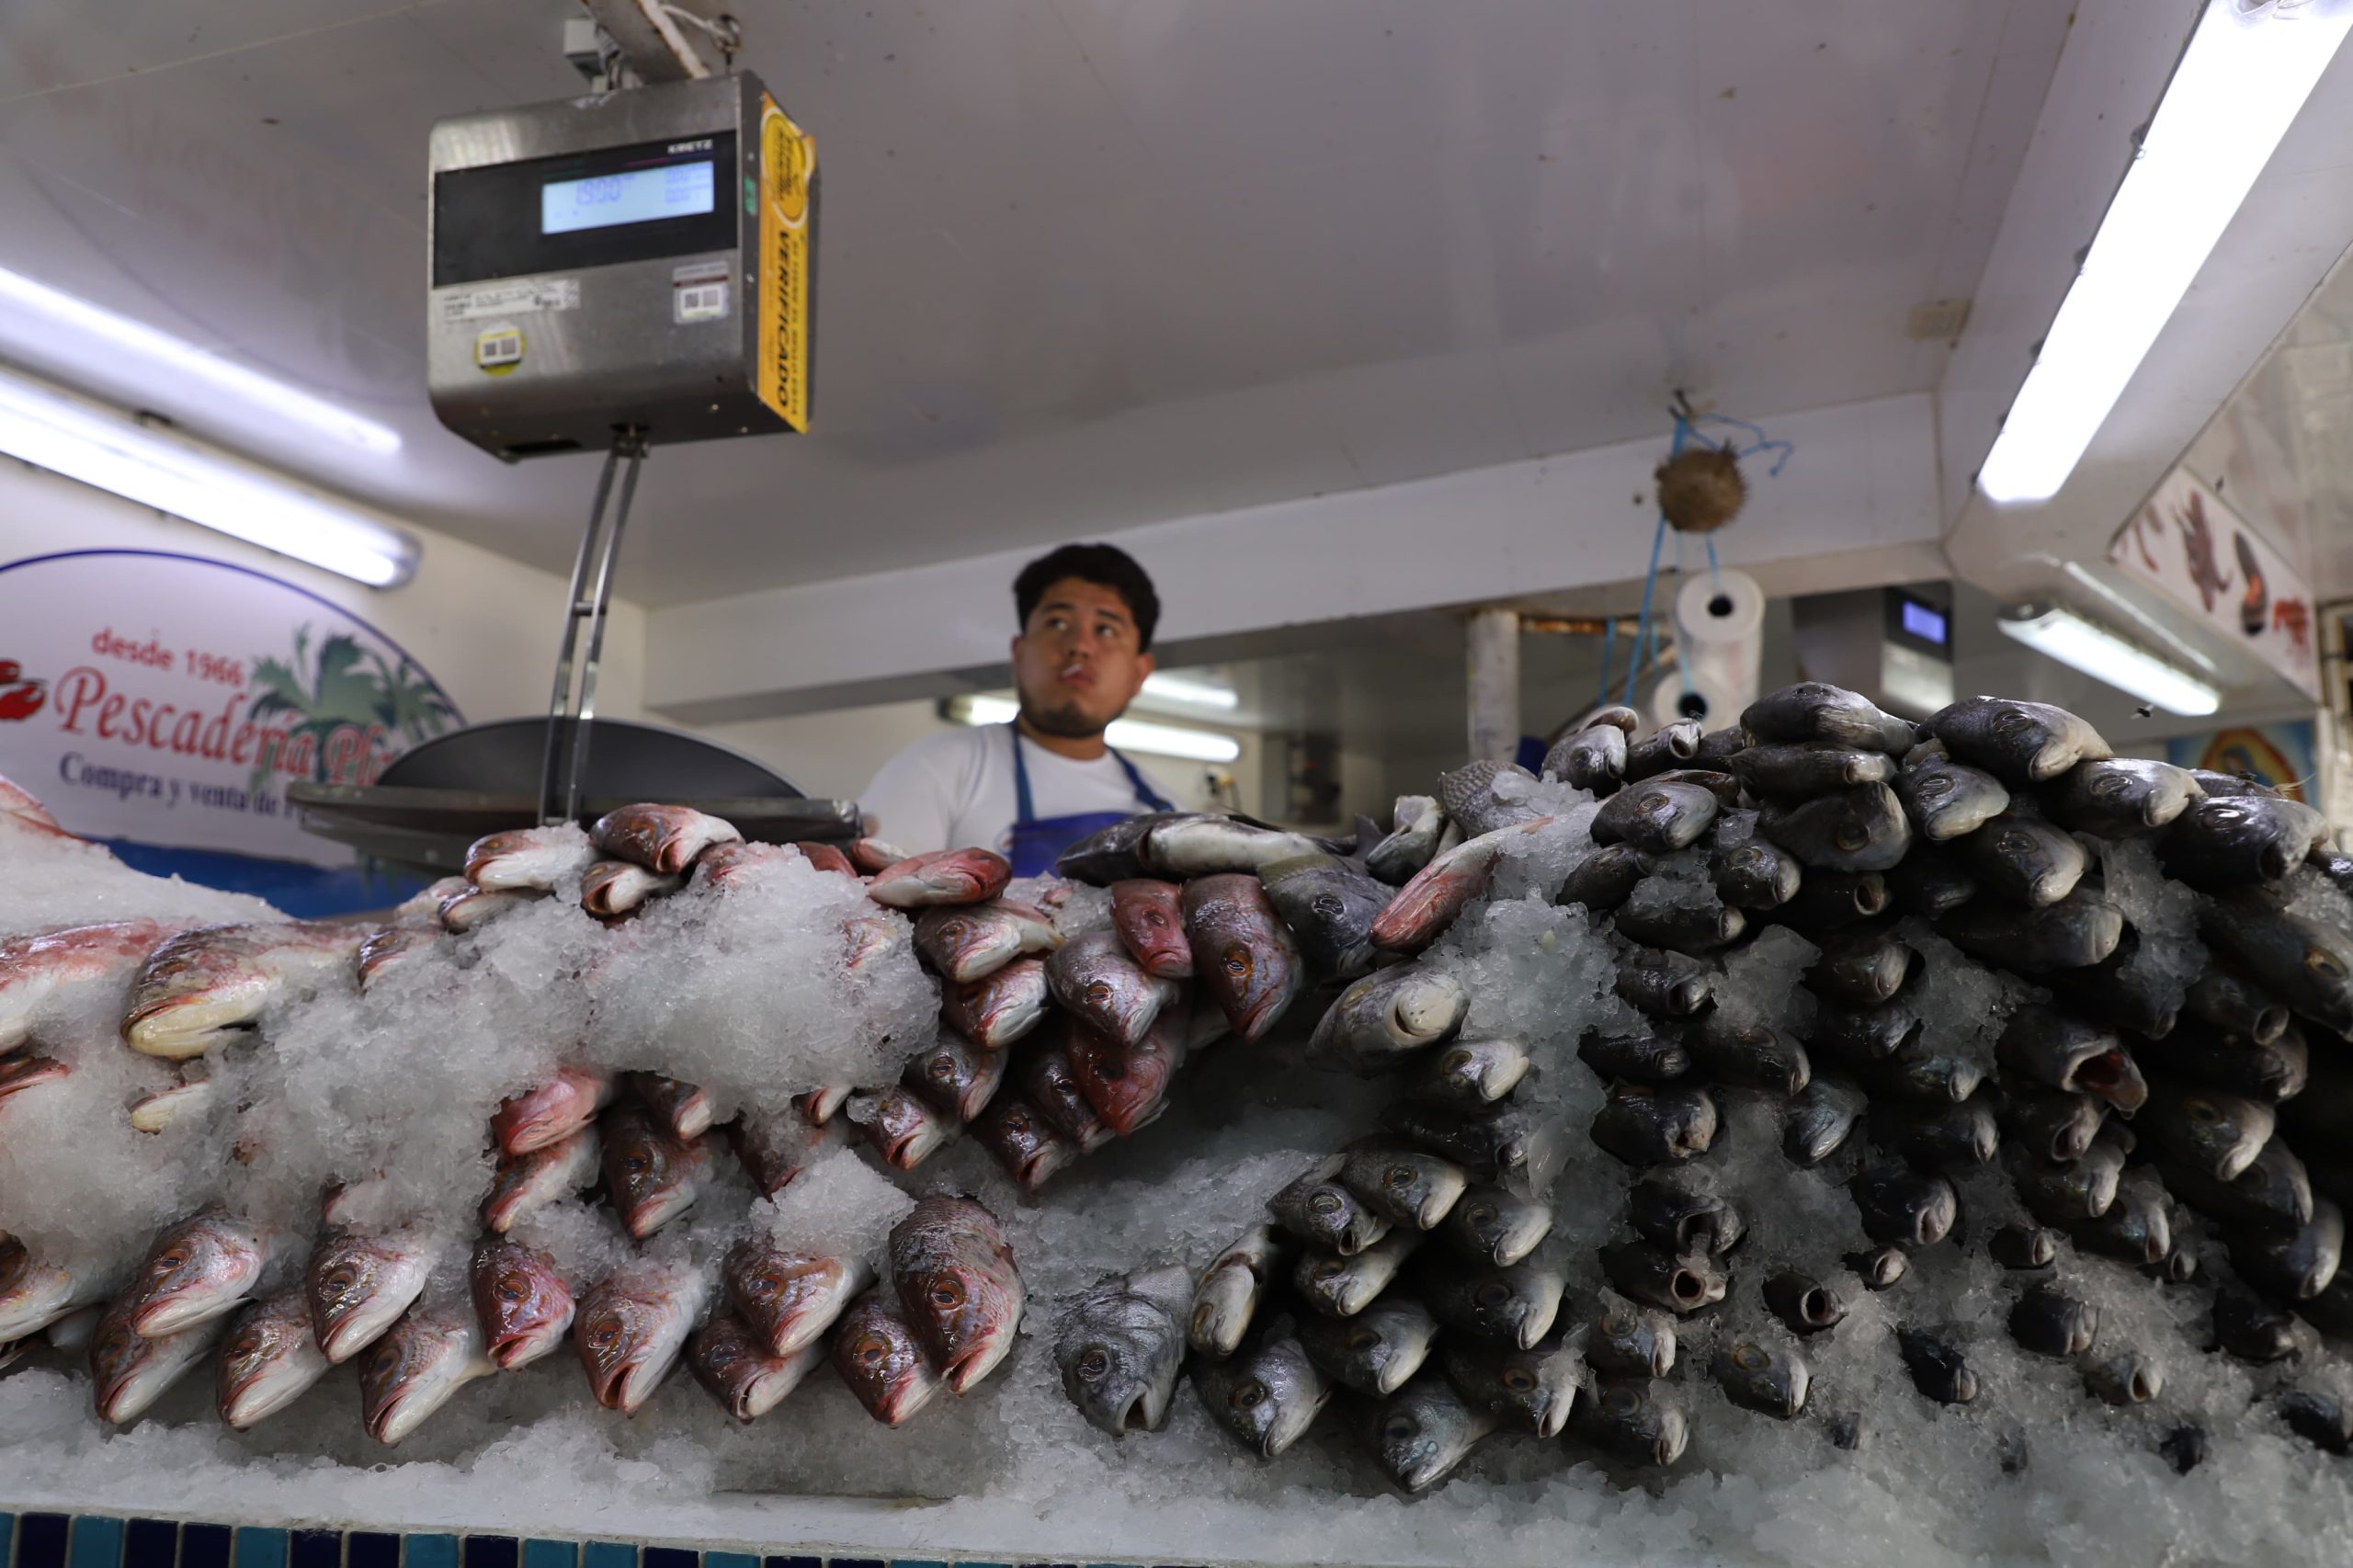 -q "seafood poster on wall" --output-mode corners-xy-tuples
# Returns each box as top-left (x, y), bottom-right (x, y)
(2165, 719), (2317, 802)
(0, 549), (460, 867)
(2109, 467), (2319, 699)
